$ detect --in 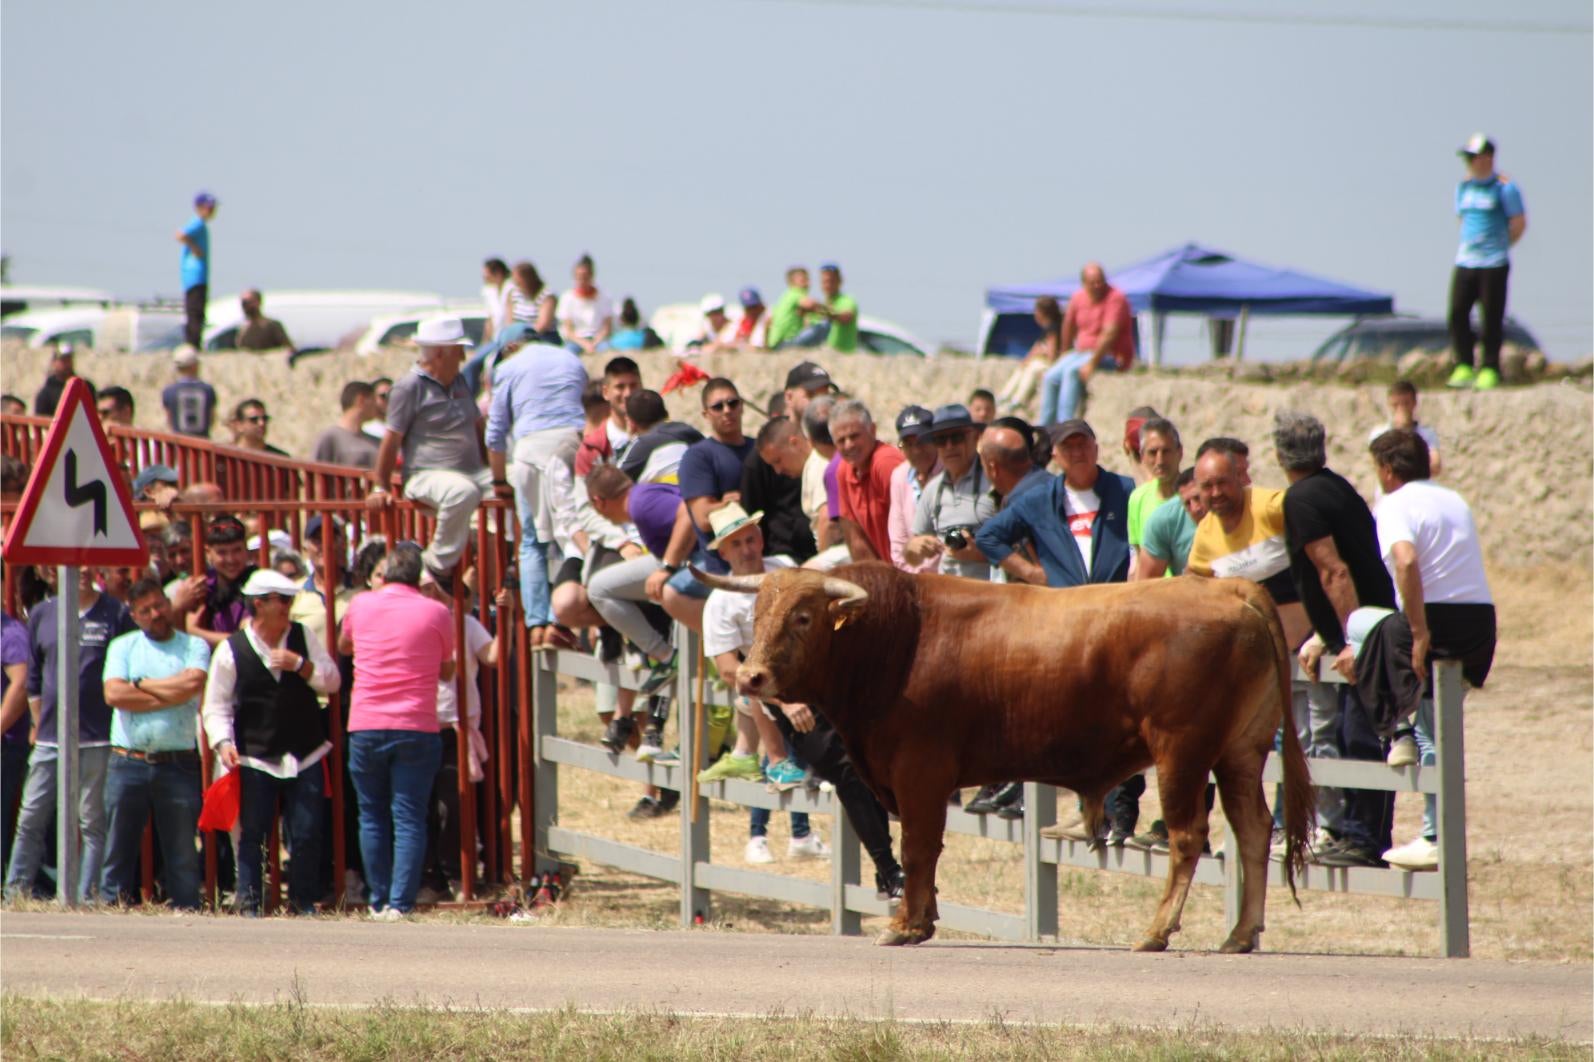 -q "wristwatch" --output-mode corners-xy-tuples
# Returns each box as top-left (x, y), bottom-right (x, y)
(661, 563), (681, 575)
